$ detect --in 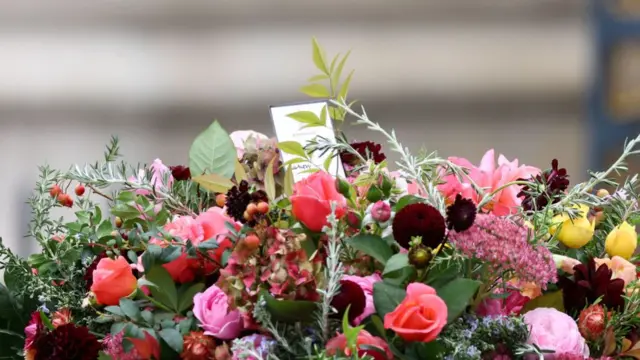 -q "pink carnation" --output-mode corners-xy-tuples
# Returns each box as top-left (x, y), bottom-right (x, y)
(476, 290), (530, 317)
(438, 149), (539, 215)
(524, 307), (589, 359)
(449, 214), (557, 289)
(342, 273), (382, 324)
